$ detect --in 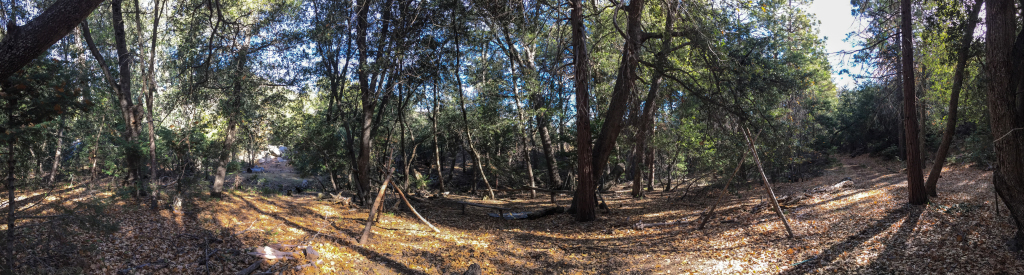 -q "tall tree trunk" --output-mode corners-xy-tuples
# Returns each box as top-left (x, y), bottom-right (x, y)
(510, 61), (537, 198)
(536, 115), (561, 201)
(925, 0), (983, 197)
(646, 147), (656, 191)
(431, 85), (446, 194)
(400, 100), (410, 188)
(111, 0), (143, 193)
(212, 44), (248, 197)
(901, 0), (928, 205)
(354, 0), (375, 202)
(137, 0), (162, 210)
(590, 0), (646, 186)
(985, 0), (1024, 250)
(569, 0), (596, 222)
(453, 25), (494, 199)
(630, 0), (674, 197)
